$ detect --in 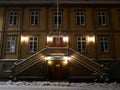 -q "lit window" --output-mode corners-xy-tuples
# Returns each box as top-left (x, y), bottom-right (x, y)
(76, 11), (85, 26)
(53, 11), (62, 26)
(30, 11), (39, 26)
(97, 11), (107, 26)
(29, 36), (38, 53)
(6, 36), (16, 53)
(77, 36), (86, 53)
(99, 36), (109, 53)
(9, 11), (18, 26)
